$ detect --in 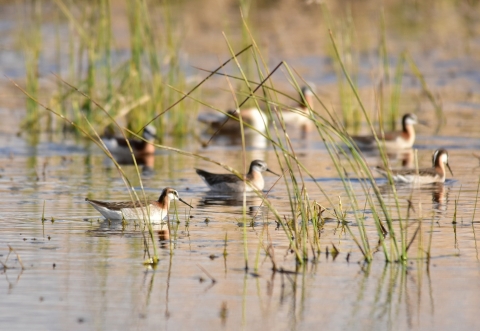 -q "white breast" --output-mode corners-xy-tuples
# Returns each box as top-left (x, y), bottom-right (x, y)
(120, 205), (168, 223)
